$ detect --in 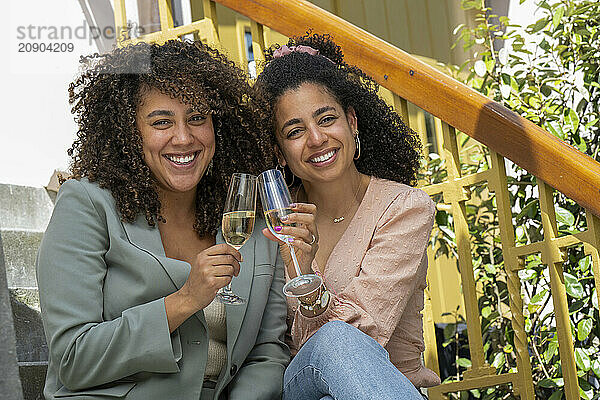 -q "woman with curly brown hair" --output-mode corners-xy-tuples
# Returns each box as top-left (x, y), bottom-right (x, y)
(256, 33), (440, 399)
(36, 40), (288, 400)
